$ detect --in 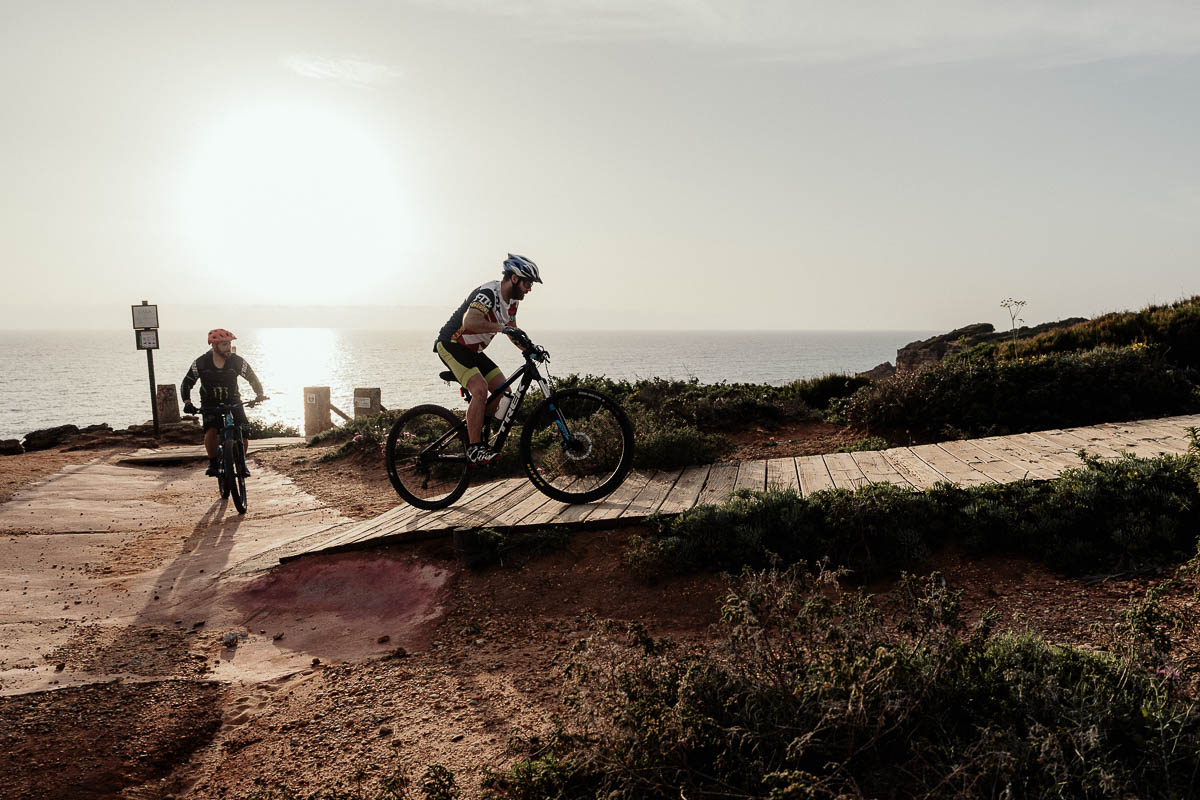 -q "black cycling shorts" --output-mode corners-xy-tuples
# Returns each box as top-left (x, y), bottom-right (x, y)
(201, 405), (249, 433)
(435, 340), (501, 386)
